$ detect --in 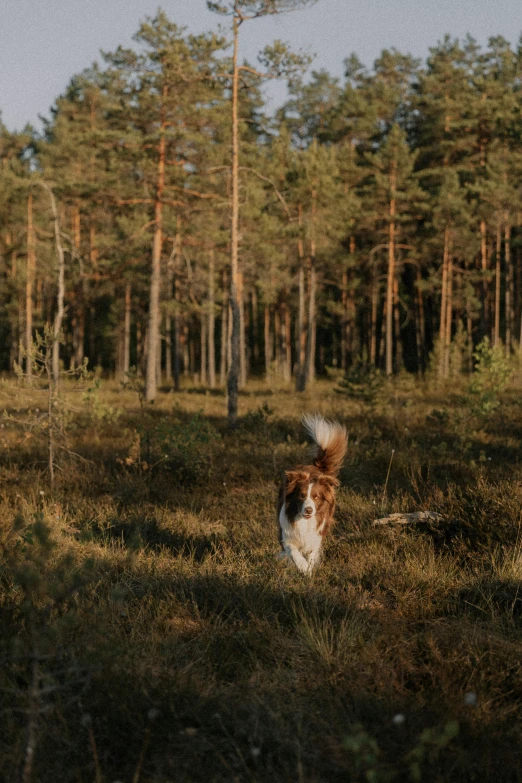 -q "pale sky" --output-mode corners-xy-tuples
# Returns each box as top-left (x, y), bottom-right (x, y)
(1, 0), (522, 132)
